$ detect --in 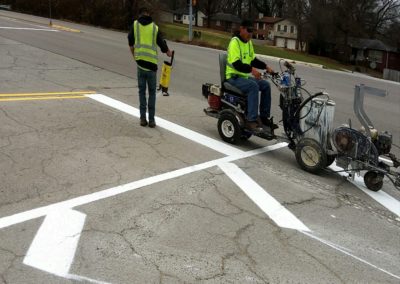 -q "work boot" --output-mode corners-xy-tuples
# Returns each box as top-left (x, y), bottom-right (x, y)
(261, 117), (278, 130)
(140, 118), (148, 127)
(245, 121), (263, 132)
(148, 120), (156, 128)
